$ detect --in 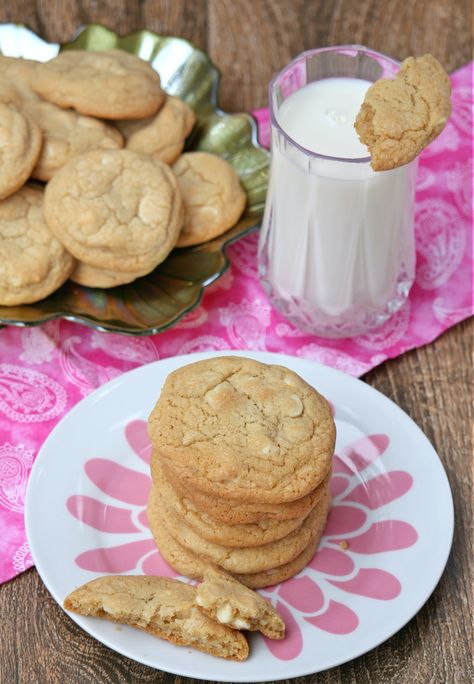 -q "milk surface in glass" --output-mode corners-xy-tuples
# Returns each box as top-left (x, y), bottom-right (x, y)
(258, 48), (417, 338)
